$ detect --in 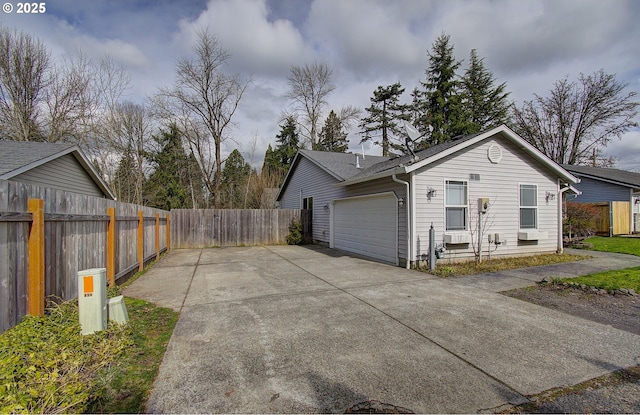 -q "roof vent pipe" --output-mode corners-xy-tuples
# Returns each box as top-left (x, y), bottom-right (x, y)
(356, 154), (361, 168)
